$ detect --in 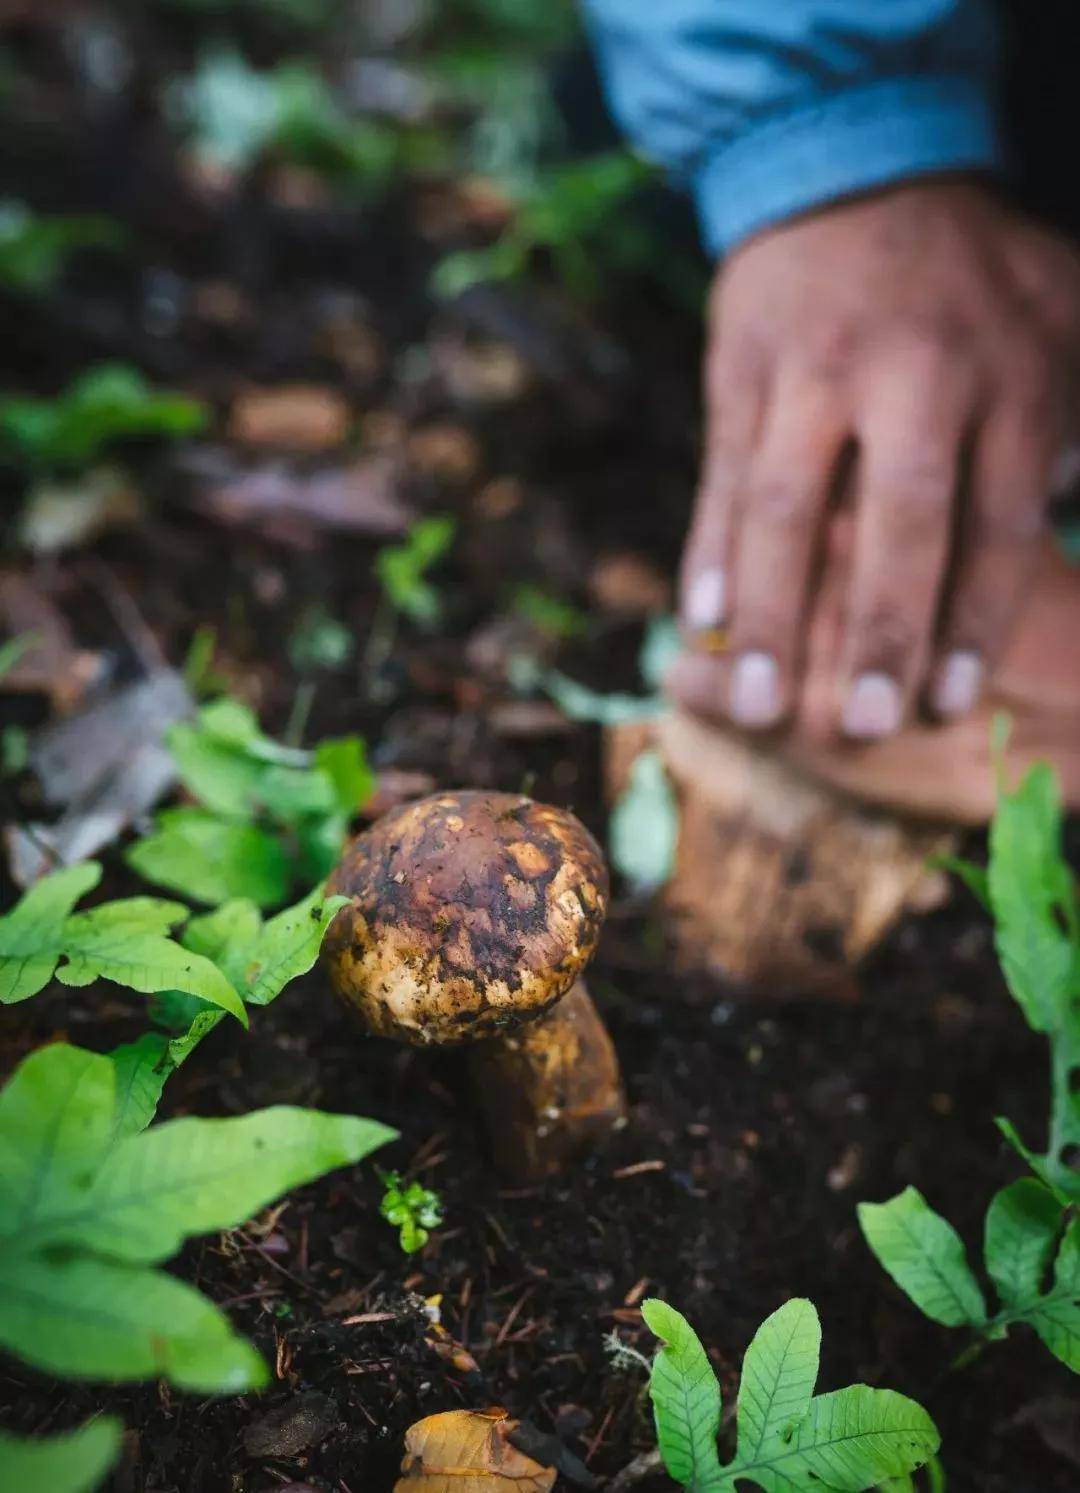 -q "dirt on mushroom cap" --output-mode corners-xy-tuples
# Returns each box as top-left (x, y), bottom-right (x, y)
(323, 791), (609, 1044)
